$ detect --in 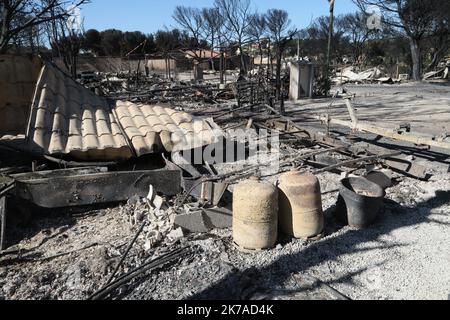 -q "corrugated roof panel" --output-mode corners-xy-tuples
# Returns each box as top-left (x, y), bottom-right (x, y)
(27, 62), (133, 160)
(114, 100), (218, 156)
